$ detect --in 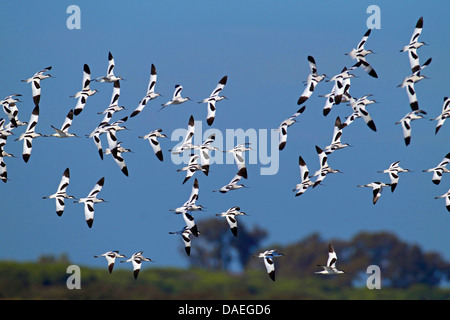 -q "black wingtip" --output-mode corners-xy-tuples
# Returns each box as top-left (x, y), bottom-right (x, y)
(297, 96), (308, 105)
(130, 110), (140, 118)
(219, 75), (228, 85)
(416, 16), (424, 29)
(23, 154), (30, 163)
(369, 69), (378, 78)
